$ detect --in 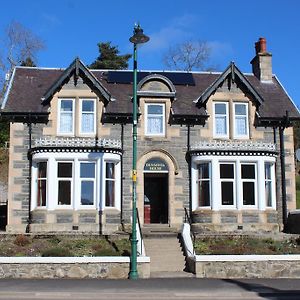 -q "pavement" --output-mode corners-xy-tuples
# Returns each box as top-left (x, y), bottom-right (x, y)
(0, 278), (300, 299)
